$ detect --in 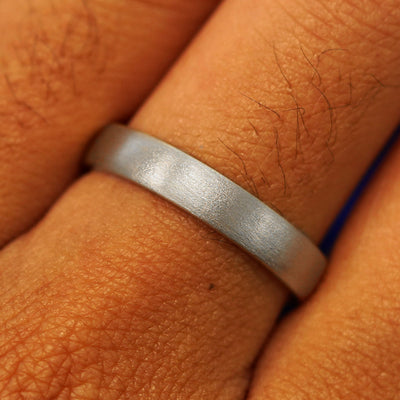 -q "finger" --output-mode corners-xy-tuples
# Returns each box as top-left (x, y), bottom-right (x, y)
(132, 0), (400, 240)
(247, 135), (400, 400)
(1, 0), (400, 399)
(0, 0), (220, 246)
